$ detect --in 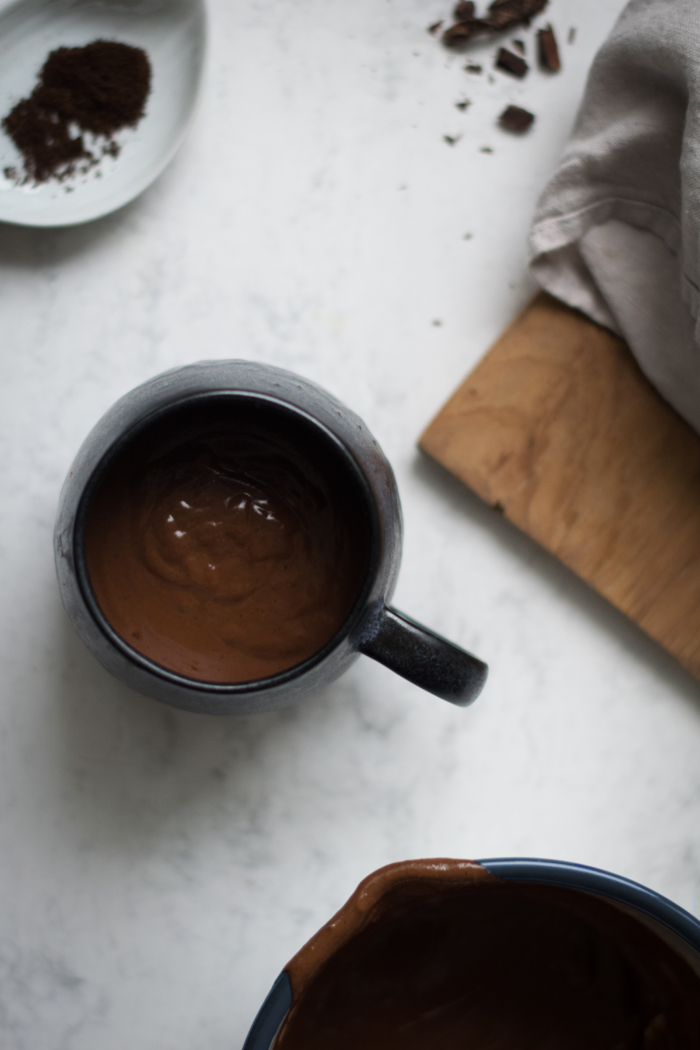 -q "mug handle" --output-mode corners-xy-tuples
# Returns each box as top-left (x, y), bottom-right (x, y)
(357, 605), (487, 706)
